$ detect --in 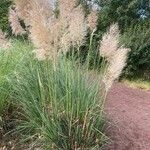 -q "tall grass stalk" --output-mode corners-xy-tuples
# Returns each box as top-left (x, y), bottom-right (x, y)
(0, 39), (33, 120)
